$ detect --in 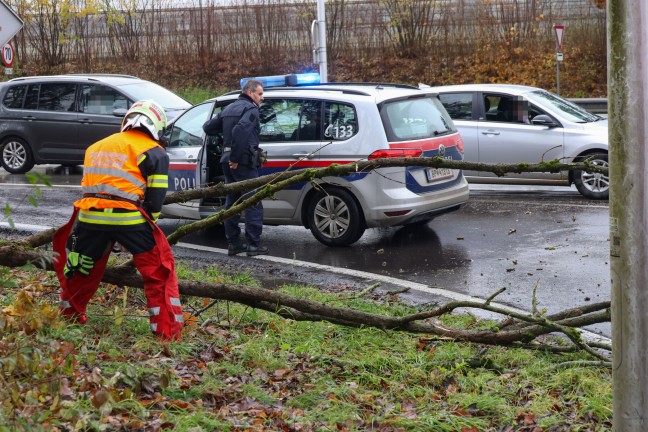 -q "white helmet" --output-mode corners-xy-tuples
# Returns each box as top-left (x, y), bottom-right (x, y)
(121, 100), (167, 140)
